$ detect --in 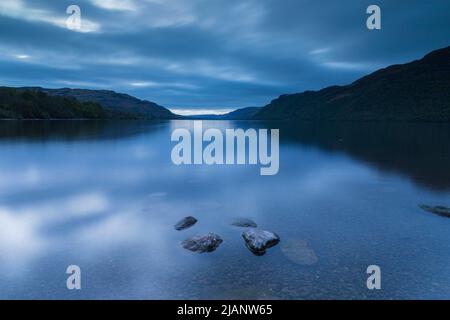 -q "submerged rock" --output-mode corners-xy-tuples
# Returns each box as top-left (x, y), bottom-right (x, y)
(242, 228), (280, 256)
(174, 216), (198, 230)
(419, 205), (450, 218)
(281, 239), (318, 266)
(231, 218), (257, 228)
(181, 233), (223, 253)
